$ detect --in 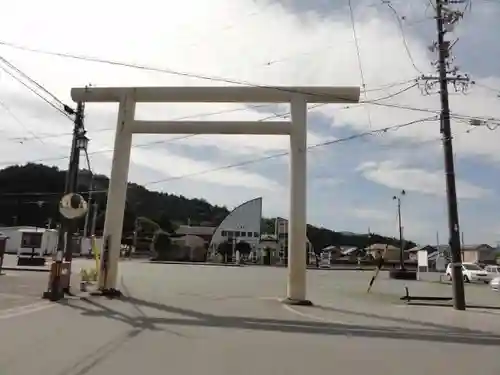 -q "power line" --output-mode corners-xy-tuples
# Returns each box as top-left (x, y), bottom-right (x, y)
(364, 82), (418, 101)
(0, 41), (497, 167)
(0, 116), (486, 200)
(0, 115), (441, 197)
(0, 106), (313, 167)
(382, 0), (425, 74)
(0, 90), (494, 168)
(347, 0), (374, 130)
(175, 4), (272, 52)
(3, 80), (420, 144)
(0, 98), (47, 145)
(4, 38), (495, 124)
(1, 81), (421, 151)
(473, 82), (500, 95)
(0, 39), (428, 106)
(0, 58), (73, 121)
(0, 55), (67, 109)
(0, 84), (423, 167)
